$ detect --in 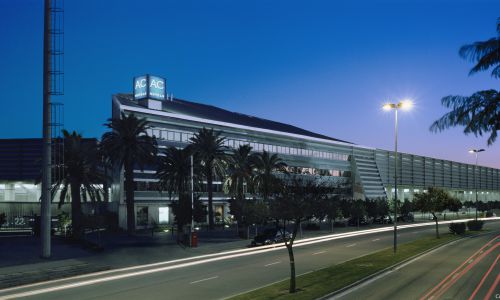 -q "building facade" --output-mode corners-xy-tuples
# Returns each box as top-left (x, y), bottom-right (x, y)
(110, 76), (500, 228)
(1, 76), (499, 230)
